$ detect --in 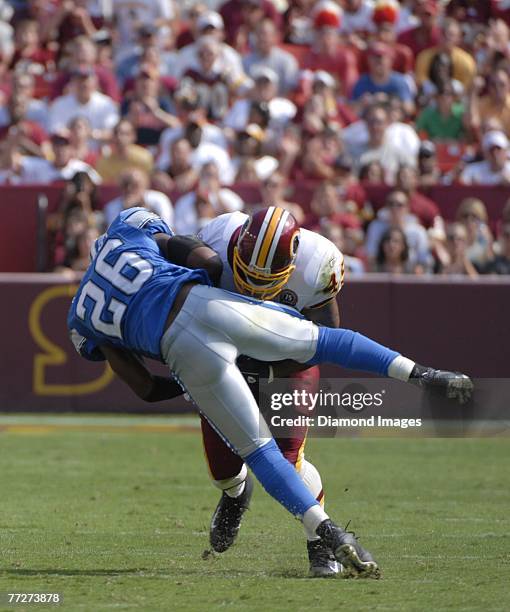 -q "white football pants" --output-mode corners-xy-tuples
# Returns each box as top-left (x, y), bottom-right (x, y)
(160, 285), (318, 457)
